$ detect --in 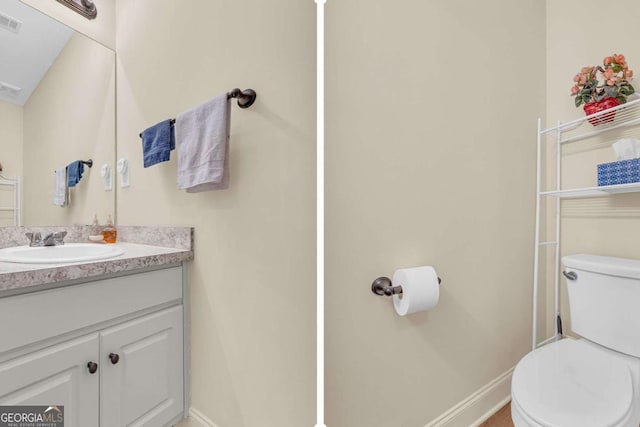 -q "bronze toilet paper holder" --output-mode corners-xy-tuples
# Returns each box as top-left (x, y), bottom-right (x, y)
(371, 275), (442, 297)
